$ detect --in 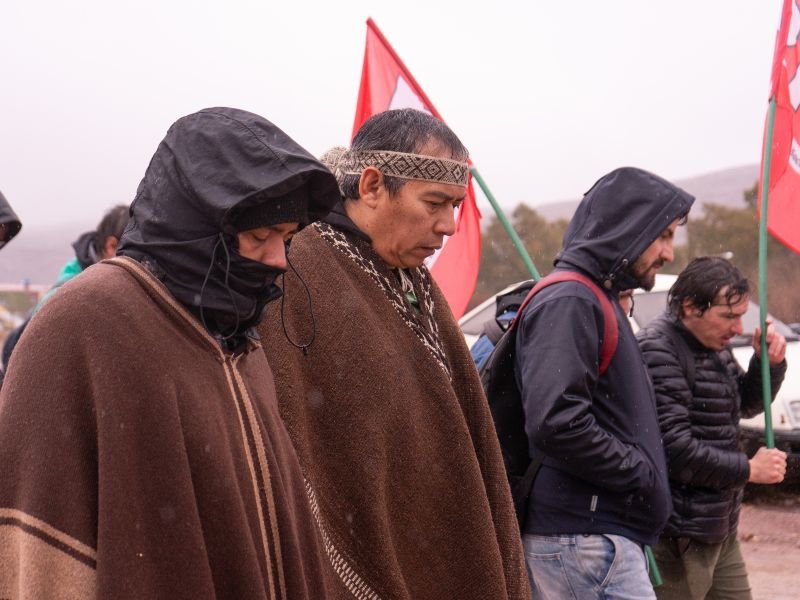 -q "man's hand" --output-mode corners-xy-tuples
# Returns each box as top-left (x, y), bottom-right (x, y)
(748, 447), (788, 484)
(753, 318), (787, 365)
